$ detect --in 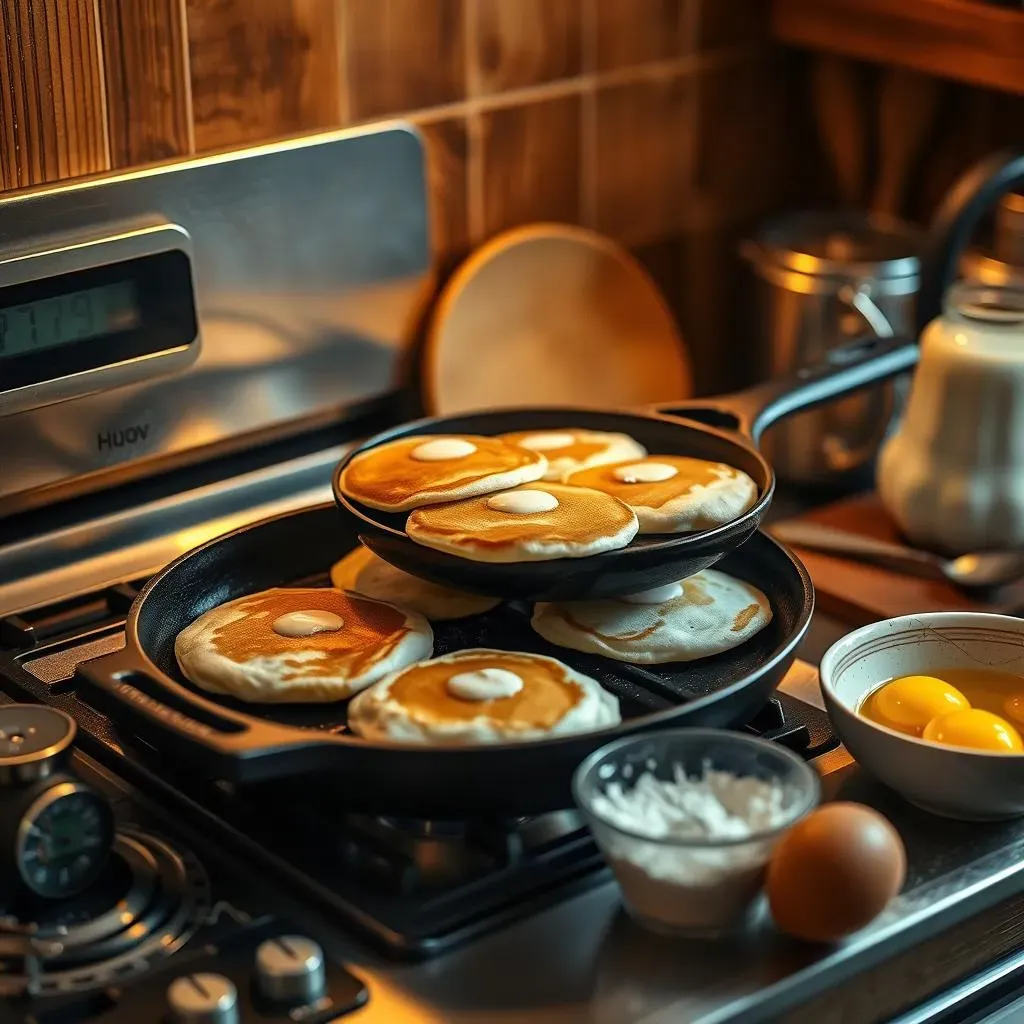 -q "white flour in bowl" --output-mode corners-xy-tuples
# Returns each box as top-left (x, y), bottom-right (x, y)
(590, 766), (792, 933)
